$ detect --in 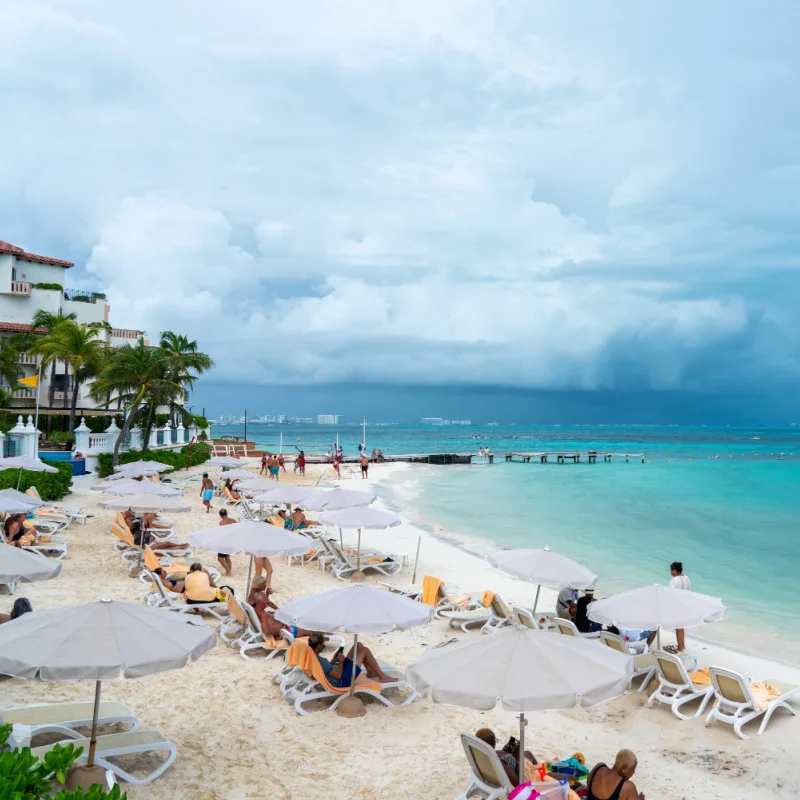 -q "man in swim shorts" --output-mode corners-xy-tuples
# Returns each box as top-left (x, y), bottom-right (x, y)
(200, 473), (214, 514)
(217, 508), (235, 576)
